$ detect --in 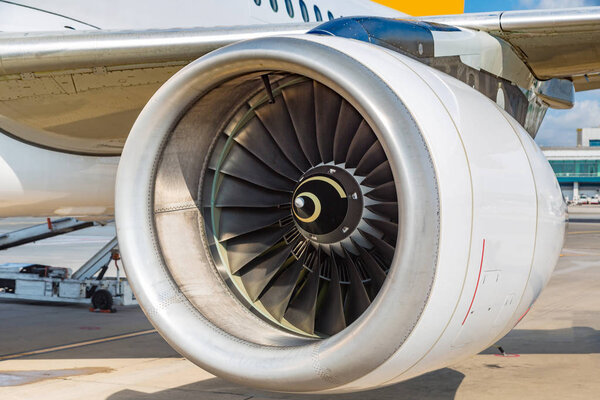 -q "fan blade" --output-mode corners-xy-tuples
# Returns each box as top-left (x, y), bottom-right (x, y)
(259, 254), (306, 321)
(366, 202), (398, 222)
(352, 238), (387, 300)
(204, 171), (291, 208)
(210, 135), (296, 191)
(314, 256), (346, 335)
(366, 181), (397, 202)
(364, 218), (398, 246)
(358, 229), (395, 265)
(333, 101), (363, 164)
(239, 242), (296, 301)
(345, 121), (376, 168)
(282, 82), (321, 166)
(355, 141), (387, 176)
(225, 226), (293, 274)
(231, 117), (302, 181)
(314, 82), (342, 163)
(361, 161), (393, 188)
(254, 99), (311, 172)
(216, 207), (291, 241)
(284, 252), (322, 334)
(343, 254), (371, 325)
